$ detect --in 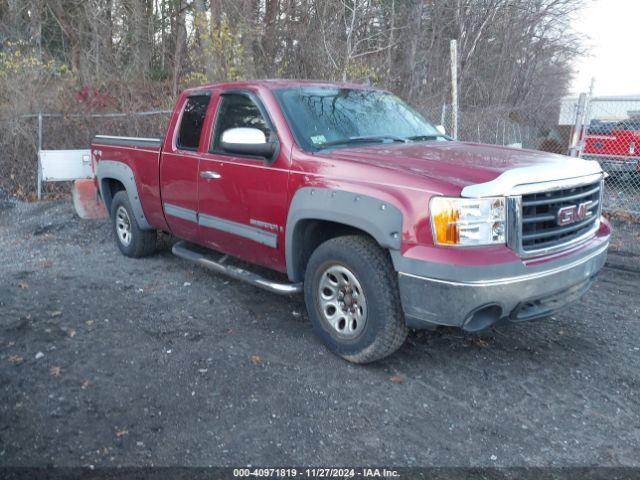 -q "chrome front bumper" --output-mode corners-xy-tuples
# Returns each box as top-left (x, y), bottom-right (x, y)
(602, 159), (638, 173)
(398, 242), (608, 331)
